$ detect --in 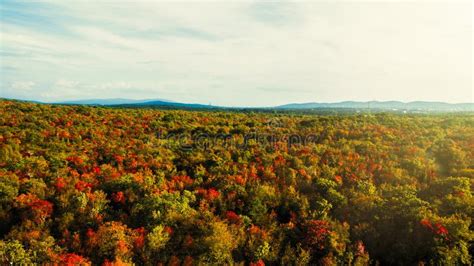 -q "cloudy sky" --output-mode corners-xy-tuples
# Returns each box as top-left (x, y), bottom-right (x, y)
(0, 0), (472, 107)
